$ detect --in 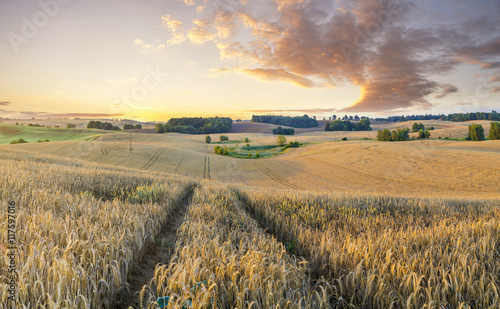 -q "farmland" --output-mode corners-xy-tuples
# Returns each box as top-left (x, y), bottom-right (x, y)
(0, 119), (499, 308)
